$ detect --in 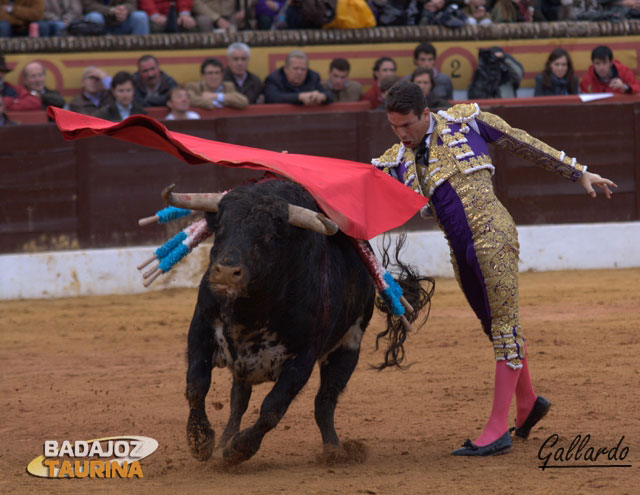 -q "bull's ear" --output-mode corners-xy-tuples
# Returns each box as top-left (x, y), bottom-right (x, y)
(161, 184), (225, 212)
(287, 205), (338, 236)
